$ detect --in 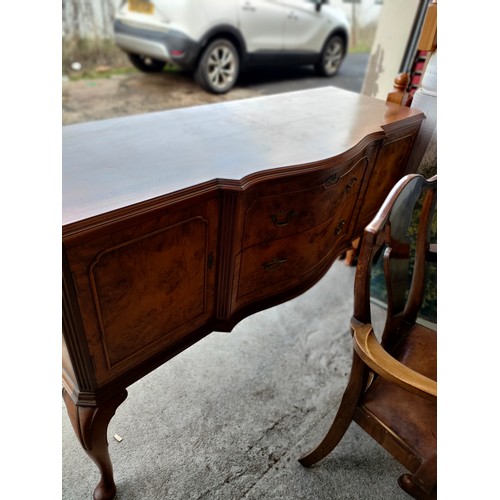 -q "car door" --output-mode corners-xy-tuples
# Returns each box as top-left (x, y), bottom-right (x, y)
(280, 0), (330, 52)
(237, 0), (287, 53)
